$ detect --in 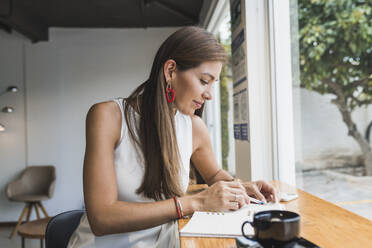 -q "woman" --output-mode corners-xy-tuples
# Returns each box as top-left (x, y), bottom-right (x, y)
(68, 26), (277, 248)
